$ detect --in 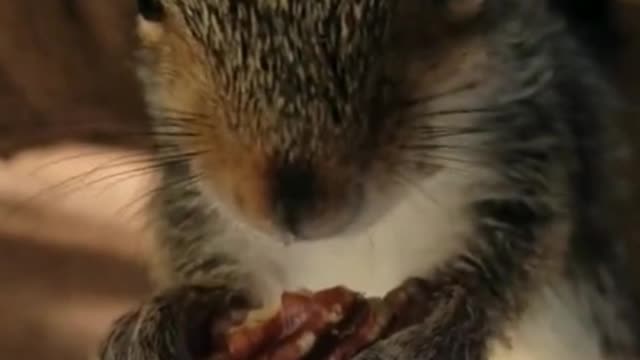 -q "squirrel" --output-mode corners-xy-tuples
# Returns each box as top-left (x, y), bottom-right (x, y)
(99, 0), (640, 359)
